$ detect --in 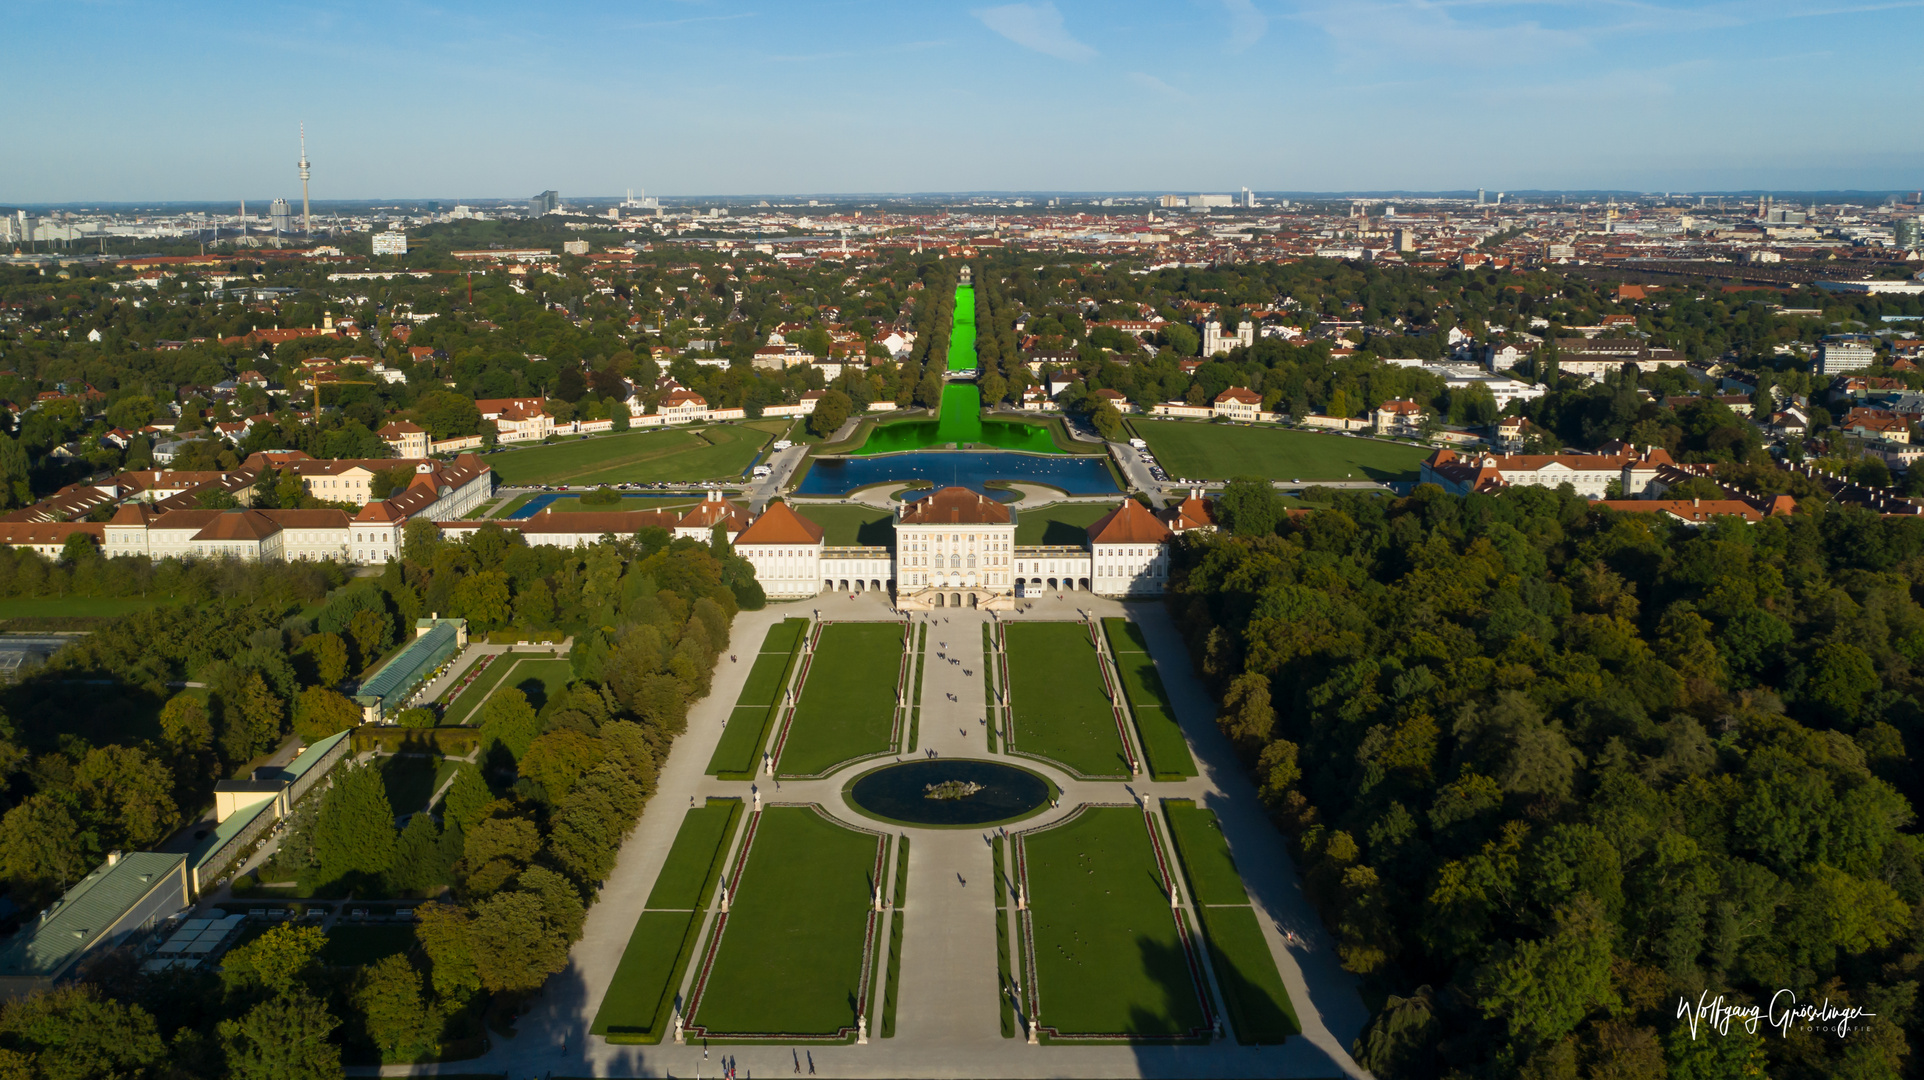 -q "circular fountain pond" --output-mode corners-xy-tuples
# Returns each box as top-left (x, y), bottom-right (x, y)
(844, 759), (1056, 828)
